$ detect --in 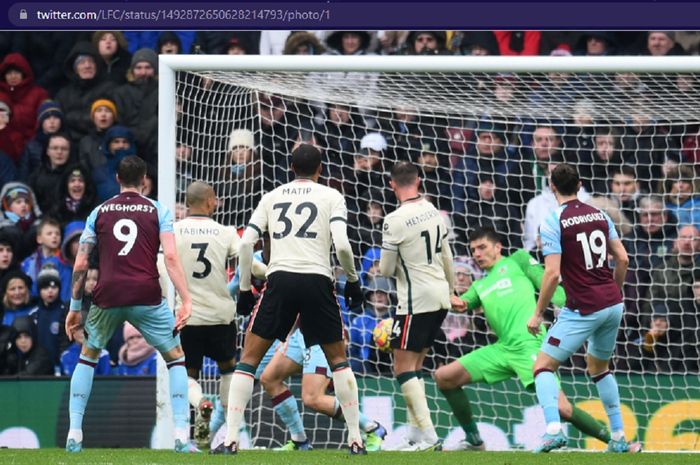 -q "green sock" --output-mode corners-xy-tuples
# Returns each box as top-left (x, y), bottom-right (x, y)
(569, 406), (611, 443)
(440, 388), (480, 437)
